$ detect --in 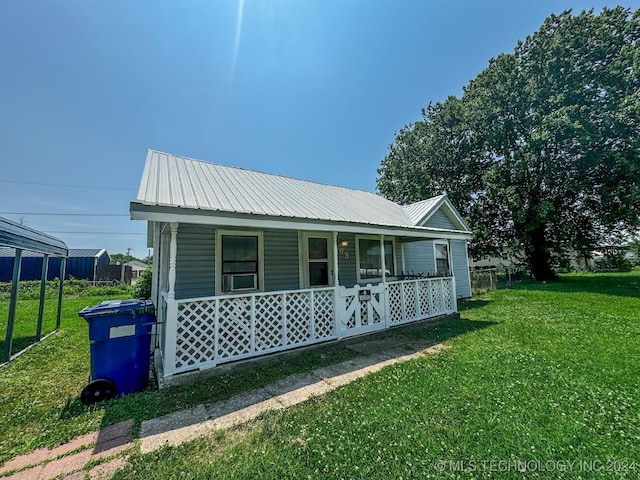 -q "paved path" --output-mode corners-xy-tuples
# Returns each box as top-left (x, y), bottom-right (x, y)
(0, 337), (448, 479)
